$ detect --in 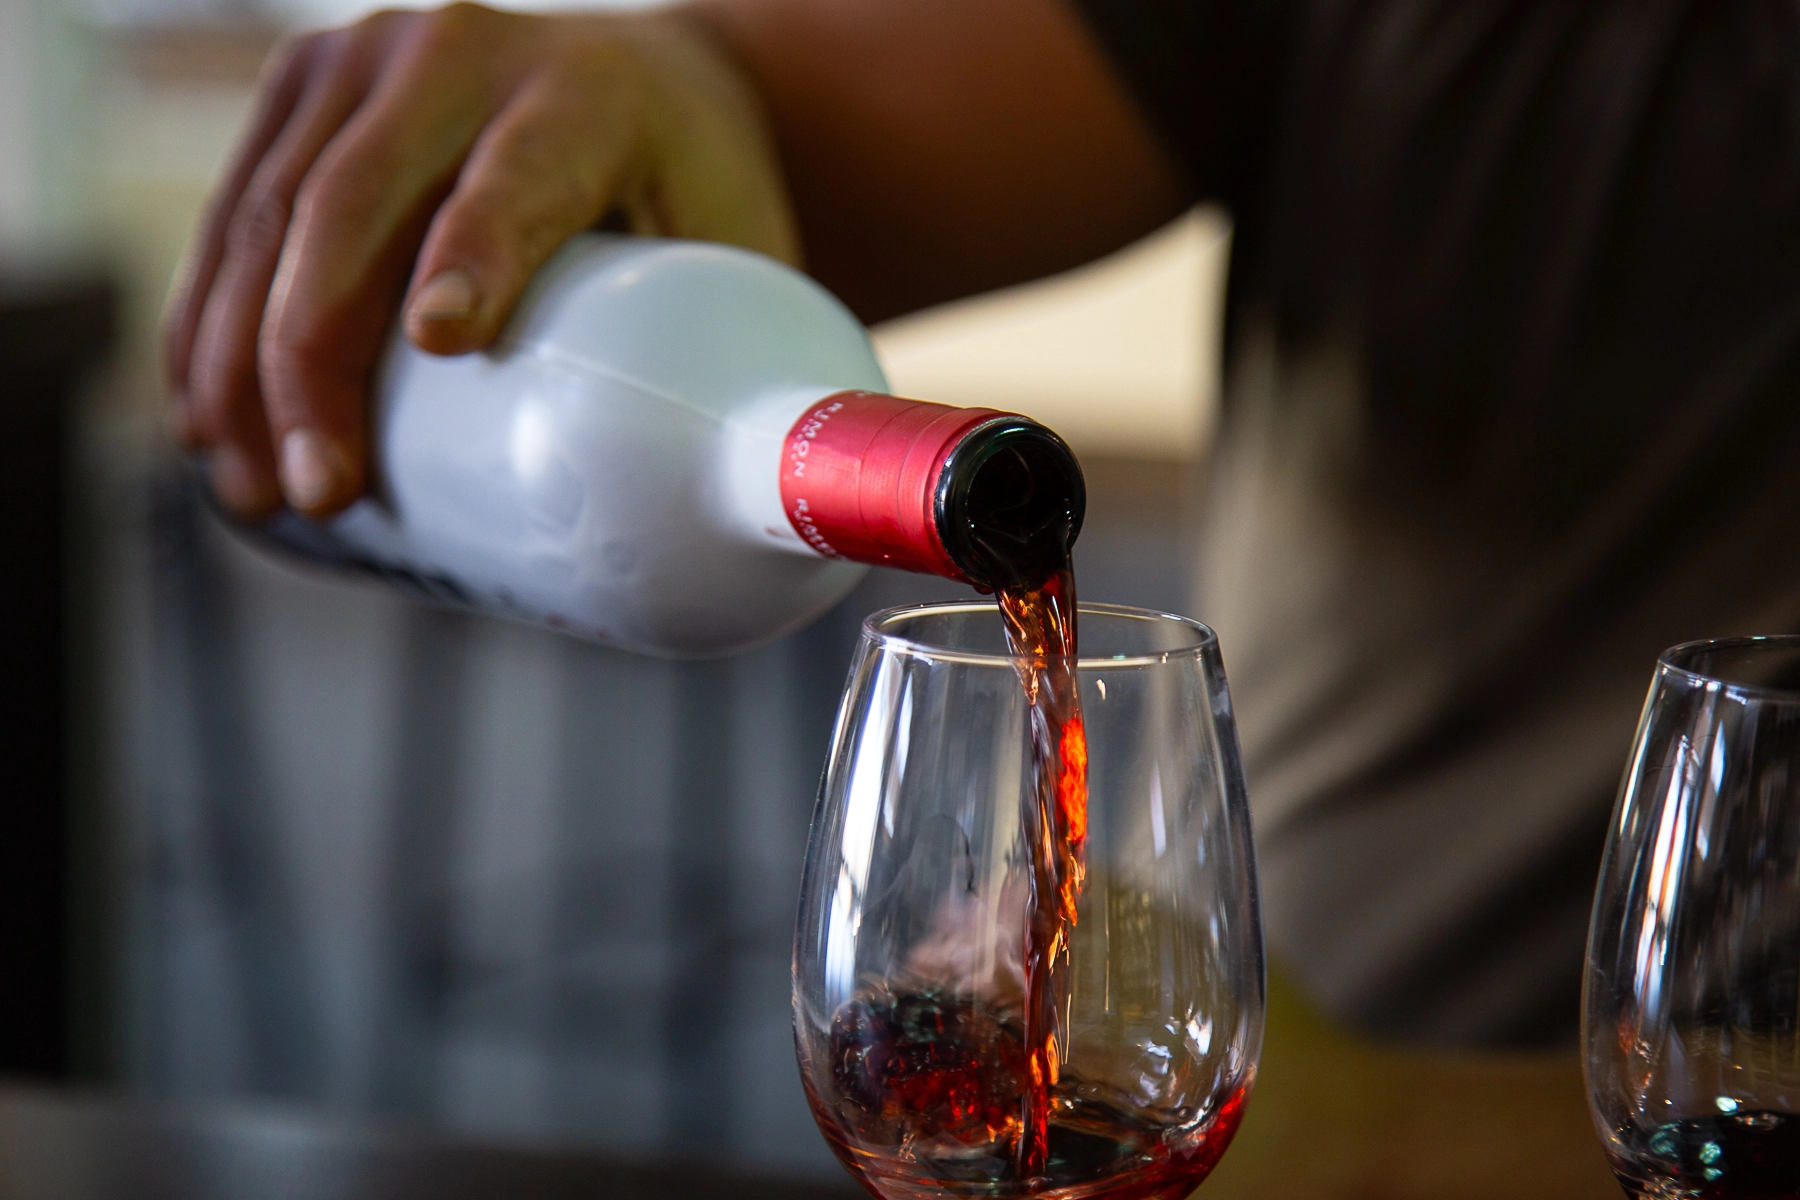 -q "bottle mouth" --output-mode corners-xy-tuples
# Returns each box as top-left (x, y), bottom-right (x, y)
(933, 418), (1086, 591)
